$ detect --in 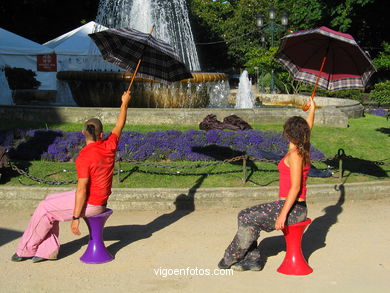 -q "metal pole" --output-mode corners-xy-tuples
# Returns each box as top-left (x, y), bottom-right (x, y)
(270, 21), (275, 94)
(254, 66), (259, 91)
(117, 160), (121, 184)
(339, 157), (343, 181)
(261, 69), (265, 93)
(338, 149), (345, 181)
(242, 156), (247, 183)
